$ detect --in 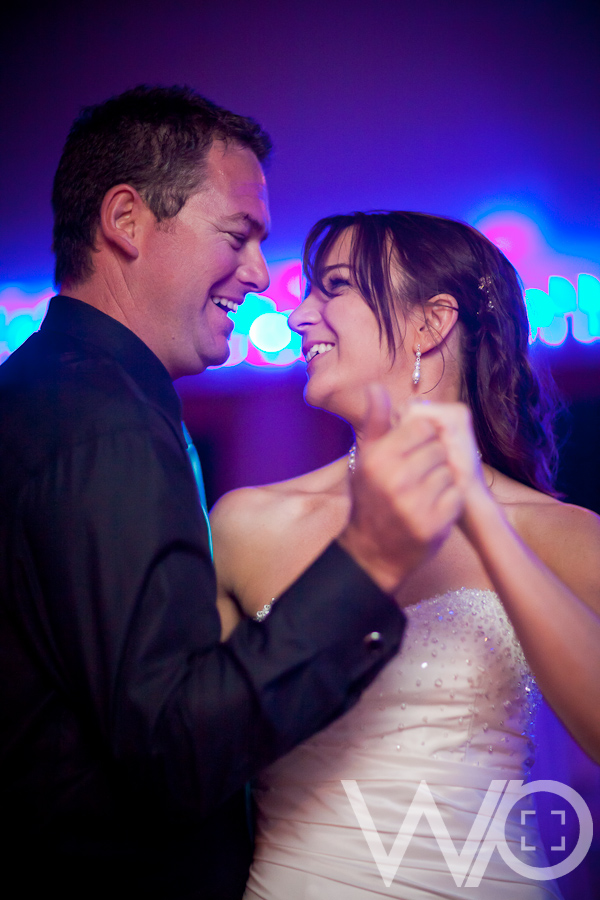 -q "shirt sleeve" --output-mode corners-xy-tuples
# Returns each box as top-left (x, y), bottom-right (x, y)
(21, 414), (406, 819)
